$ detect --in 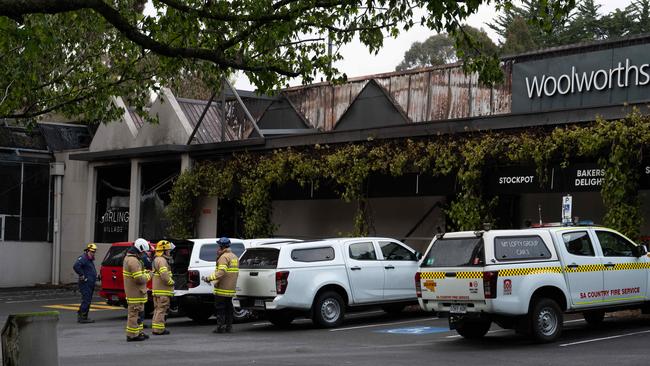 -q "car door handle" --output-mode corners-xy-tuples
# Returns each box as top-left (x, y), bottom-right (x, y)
(384, 265), (395, 270)
(350, 266), (362, 271)
(604, 263), (616, 268)
(567, 264), (579, 269)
